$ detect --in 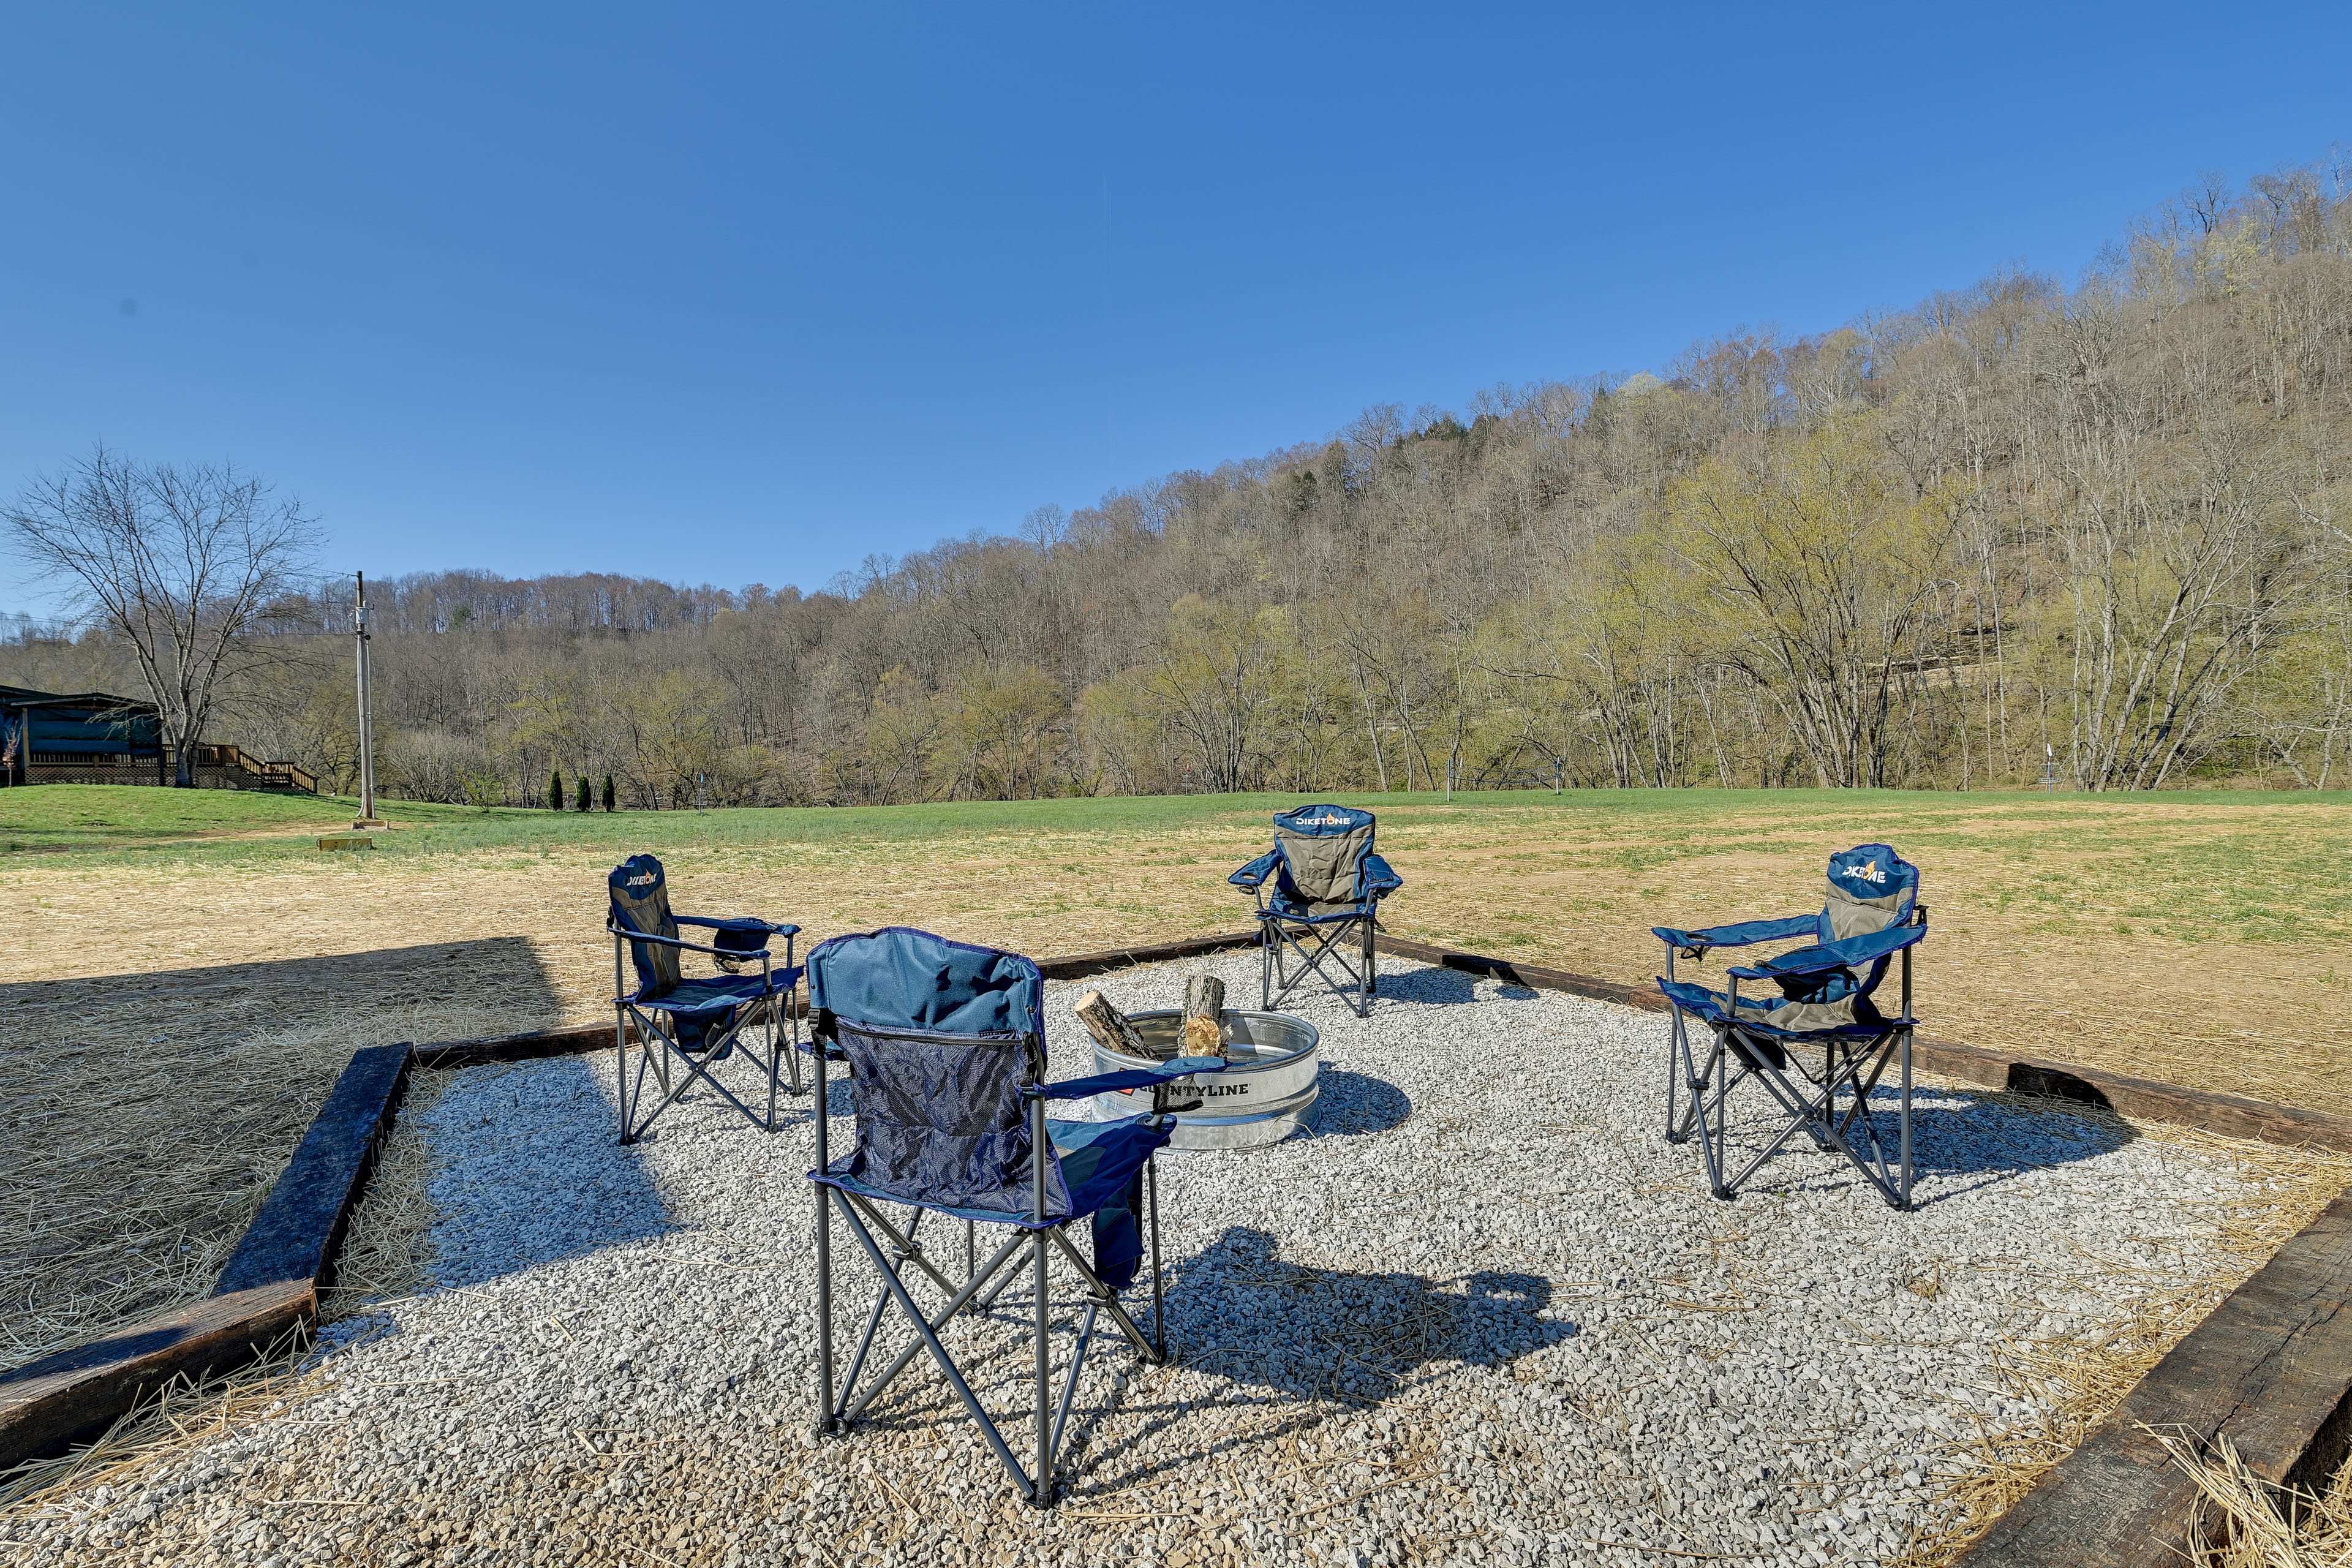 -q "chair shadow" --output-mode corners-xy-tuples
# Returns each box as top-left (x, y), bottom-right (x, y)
(1698, 1082), (2137, 1207)
(414, 1054), (680, 1289)
(844, 1223), (1575, 1485)
(1168, 1224), (1575, 1396)
(1373, 965), (1540, 1006)
(1310, 1068), (1412, 1137)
